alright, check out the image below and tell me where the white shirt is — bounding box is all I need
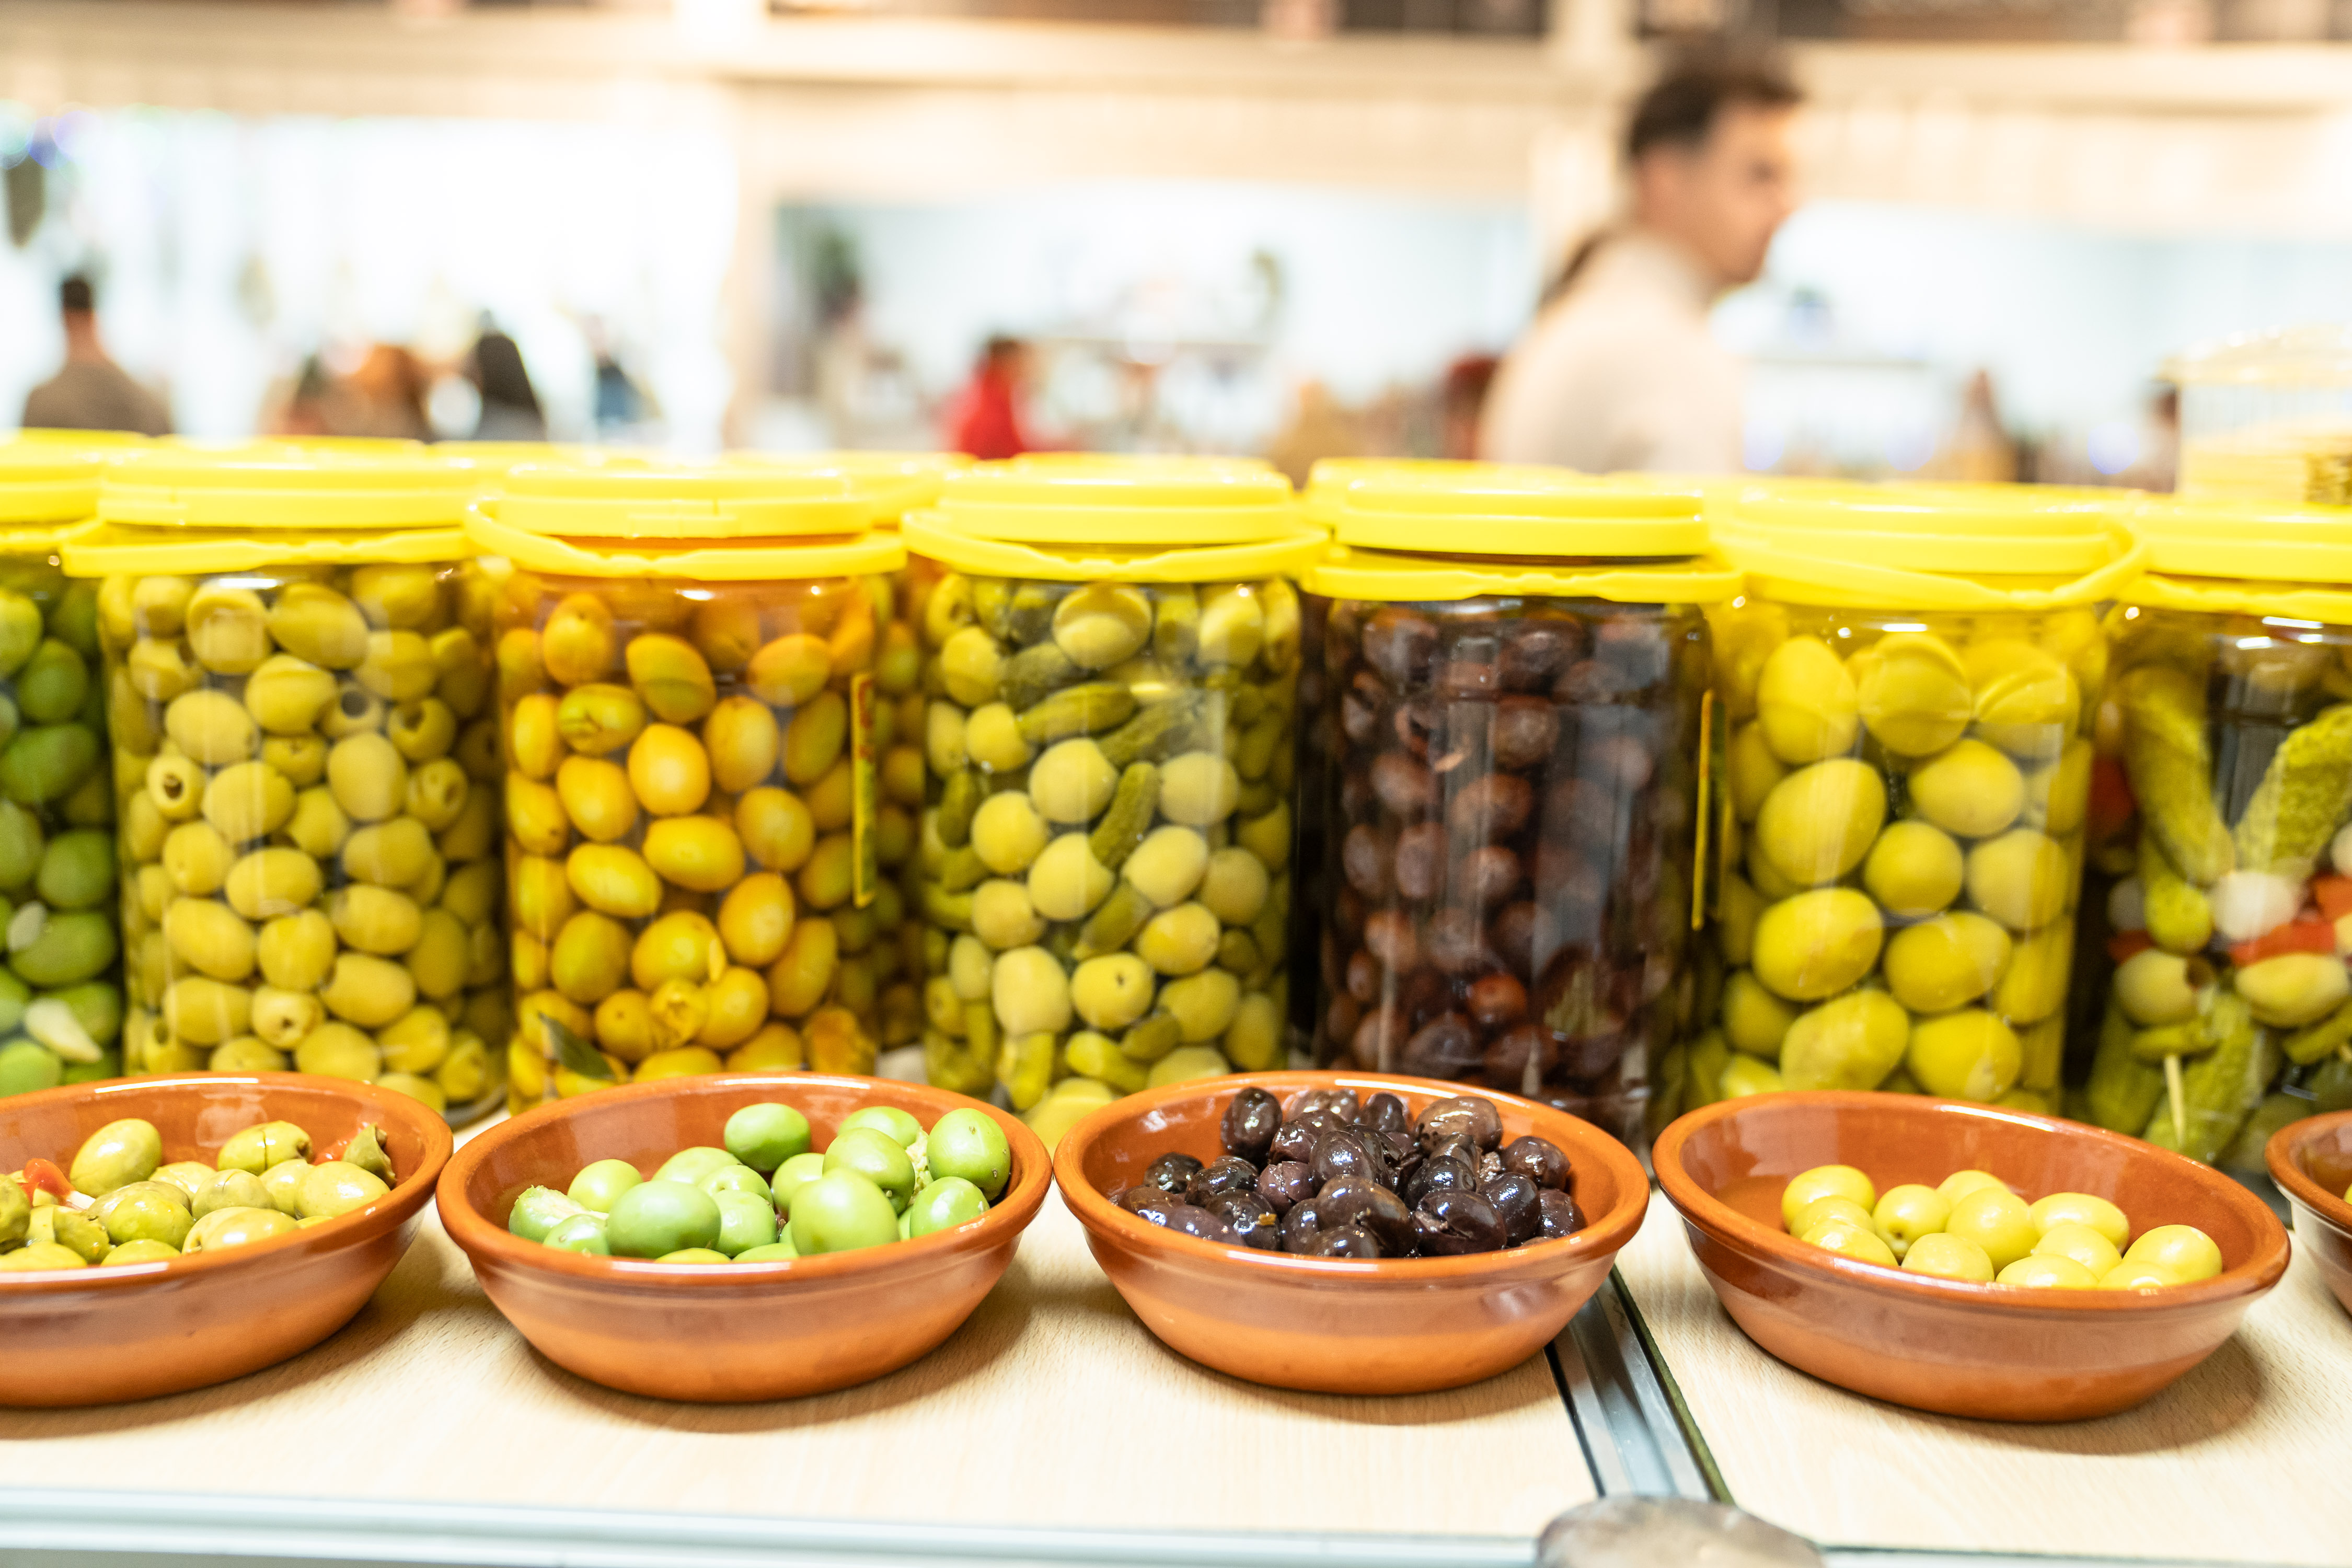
[1479,231,1743,476]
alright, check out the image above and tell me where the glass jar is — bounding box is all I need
[64,444,507,1123]
[0,444,124,1099]
[904,460,1323,1148]
[1702,483,2139,1119]
[471,460,907,1109]
[2171,326,2352,505]
[2074,500,2352,1167]
[1305,468,1734,1150]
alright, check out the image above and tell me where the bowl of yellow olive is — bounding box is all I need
[1654,1091,2288,1421]
[0,1071,450,1406]
[2265,1109,2352,1322]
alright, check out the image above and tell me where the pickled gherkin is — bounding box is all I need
[907,463,1315,1131]
[2078,500,2352,1162]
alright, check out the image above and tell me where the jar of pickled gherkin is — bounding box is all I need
[63,444,506,1122]
[903,462,1323,1145]
[1702,483,2141,1119]
[0,444,126,1099]
[2076,500,2352,1168]
[468,460,909,1109]
[1304,468,1734,1148]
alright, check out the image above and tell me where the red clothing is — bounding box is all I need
[946,368,1028,461]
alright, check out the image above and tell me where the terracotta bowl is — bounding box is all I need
[437,1073,1050,1402]
[1654,1091,2290,1422]
[2265,1110,2352,1322]
[1053,1070,1649,1396]
[0,1071,452,1408]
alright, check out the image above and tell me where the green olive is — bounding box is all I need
[713,1190,779,1256]
[723,1103,812,1171]
[822,1126,917,1212]
[1908,740,2026,838]
[566,1158,644,1214]
[98,1182,192,1248]
[1869,1183,1952,1260]
[1749,889,1883,1001]
[1905,1009,2023,1101]
[1851,631,1971,757]
[906,1176,989,1237]
[1862,820,1964,919]
[925,1108,1012,1200]
[68,1117,162,1196]
[184,1204,302,1254]
[786,1170,900,1254]
[507,1185,586,1242]
[1756,637,1859,764]
[1963,828,2071,933]
[1882,913,2013,1014]
[1719,970,1800,1059]
[217,1120,314,1175]
[295,1160,391,1220]
[1754,759,1886,886]
[836,1105,923,1149]
[191,1168,271,1219]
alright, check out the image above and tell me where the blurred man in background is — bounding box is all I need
[469,321,547,441]
[1481,57,1801,474]
[21,274,171,435]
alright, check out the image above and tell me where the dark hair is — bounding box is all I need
[472,330,540,414]
[1626,54,1802,164]
[981,335,1025,369]
[59,275,94,314]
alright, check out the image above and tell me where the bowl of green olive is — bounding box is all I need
[436,1072,1050,1401]
[0,1070,451,1406]
[1655,1091,2289,1422]
[2265,1109,2352,1322]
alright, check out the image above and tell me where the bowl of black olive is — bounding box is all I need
[1052,1071,1648,1393]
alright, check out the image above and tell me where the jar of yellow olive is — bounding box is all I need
[1695,483,2140,1118]
[903,460,1324,1148]
[64,443,507,1122]
[0,439,135,1100]
[468,460,908,1108]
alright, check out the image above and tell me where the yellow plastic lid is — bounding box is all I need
[63,443,475,577]
[0,442,105,533]
[733,450,961,528]
[1305,544,1740,606]
[1714,480,2145,611]
[1325,465,1707,560]
[904,458,1316,583]
[467,457,905,581]
[1301,457,1489,528]
[2123,496,2352,621]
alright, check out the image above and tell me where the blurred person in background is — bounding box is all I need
[1481,56,1801,474]
[344,344,433,441]
[587,319,648,433]
[21,274,171,436]
[1440,354,1499,460]
[1266,380,1362,487]
[943,336,1032,461]
[470,321,547,441]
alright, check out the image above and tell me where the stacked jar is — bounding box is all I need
[903,461,1323,1147]
[2074,500,2352,1168]
[469,460,907,1108]
[0,442,127,1098]
[65,444,507,1121]
[1699,484,2139,1117]
[1304,468,1732,1148]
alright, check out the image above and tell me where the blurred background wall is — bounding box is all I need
[8,0,2352,479]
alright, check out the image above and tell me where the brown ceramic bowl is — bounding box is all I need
[1655,1091,2290,1422]
[1053,1070,1648,1395]
[0,1071,452,1408]
[437,1073,1050,1402]
[2265,1110,2352,1321]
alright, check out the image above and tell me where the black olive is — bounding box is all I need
[1289,1105,1357,1138]
[1256,1160,1317,1215]
[1415,1094,1504,1152]
[1413,1189,1507,1254]
[1115,1185,1170,1215]
[1404,1155,1480,1209]
[1124,1193,1190,1227]
[1279,1197,1330,1253]
[1501,1135,1571,1191]
[1303,1224,1383,1259]
[1362,1092,1412,1134]
[1269,1122,1318,1165]
[1317,1175,1416,1251]
[1537,1187,1585,1240]
[1203,1188,1280,1249]
[1184,1155,1261,1206]
[1288,1088,1364,1124]
[1309,1127,1388,1188]
[1220,1087,1282,1163]
[1426,1135,1482,1169]
[1167,1204,1246,1245]
[1482,1171,1542,1246]
[1141,1152,1204,1194]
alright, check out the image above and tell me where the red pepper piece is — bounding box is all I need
[2313,875,2352,924]
[2228,918,2338,969]
[2106,930,2154,964]
[20,1157,74,1201]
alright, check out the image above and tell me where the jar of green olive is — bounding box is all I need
[903,459,1324,1147]
[1699,483,2139,1119]
[0,439,135,1099]
[64,442,507,1123]
[468,459,908,1110]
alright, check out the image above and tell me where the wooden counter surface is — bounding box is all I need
[1619,1191,2352,1567]
[4,1192,1596,1544]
